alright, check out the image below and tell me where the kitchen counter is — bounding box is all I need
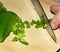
[0,0,60,52]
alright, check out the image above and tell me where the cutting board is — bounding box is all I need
[0,0,60,52]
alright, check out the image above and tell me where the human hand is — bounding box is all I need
[50,5,60,29]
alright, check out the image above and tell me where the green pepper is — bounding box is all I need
[0,11,18,42]
[0,2,7,12]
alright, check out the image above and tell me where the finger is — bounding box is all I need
[50,5,60,14]
[51,11,60,29]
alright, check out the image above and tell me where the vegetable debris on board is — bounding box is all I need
[0,2,47,45]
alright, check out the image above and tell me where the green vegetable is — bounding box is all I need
[30,20,37,26]
[39,14,46,28]
[24,21,31,28]
[0,2,3,10]
[0,11,17,42]
[0,2,7,12]
[0,2,47,45]
[19,38,28,45]
[35,20,42,28]
[11,17,29,45]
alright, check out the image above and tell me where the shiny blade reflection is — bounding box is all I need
[31,0,57,42]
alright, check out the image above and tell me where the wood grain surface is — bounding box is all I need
[0,0,60,52]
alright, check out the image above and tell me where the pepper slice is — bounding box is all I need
[0,11,18,42]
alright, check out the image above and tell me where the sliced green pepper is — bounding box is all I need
[0,2,47,45]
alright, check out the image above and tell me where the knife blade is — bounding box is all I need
[31,0,57,42]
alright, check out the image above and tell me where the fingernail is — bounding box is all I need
[51,21,58,29]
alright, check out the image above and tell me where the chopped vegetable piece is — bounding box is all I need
[12,37,18,42]
[30,20,37,26]
[39,14,47,28]
[19,38,29,45]
[24,21,31,28]
[35,20,43,28]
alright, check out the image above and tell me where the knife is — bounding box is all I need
[31,0,57,42]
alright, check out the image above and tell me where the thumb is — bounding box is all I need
[51,11,60,29]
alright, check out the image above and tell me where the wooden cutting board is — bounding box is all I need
[0,0,60,52]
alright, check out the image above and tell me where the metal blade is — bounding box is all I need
[31,0,57,42]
